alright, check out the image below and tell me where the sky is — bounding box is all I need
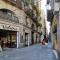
[41,0,50,34]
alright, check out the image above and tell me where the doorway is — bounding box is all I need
[31,31,34,44]
[25,33,28,46]
[0,29,17,49]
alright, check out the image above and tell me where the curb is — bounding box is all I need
[53,50,58,60]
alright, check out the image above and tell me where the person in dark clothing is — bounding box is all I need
[45,38,48,43]
[42,39,45,45]
[42,38,48,45]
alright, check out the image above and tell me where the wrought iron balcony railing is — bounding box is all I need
[3,0,22,9]
[24,6,37,22]
[0,11,19,23]
[8,0,16,3]
[22,0,37,22]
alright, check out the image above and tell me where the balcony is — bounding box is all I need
[3,0,16,4]
[47,10,54,22]
[0,9,19,23]
[3,0,22,9]
[27,10,37,22]
[32,15,37,22]
[24,6,37,21]
[8,0,17,3]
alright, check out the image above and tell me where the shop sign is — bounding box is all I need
[0,24,19,31]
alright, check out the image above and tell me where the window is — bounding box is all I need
[0,9,19,23]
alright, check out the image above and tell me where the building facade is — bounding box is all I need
[47,0,60,53]
[0,0,41,50]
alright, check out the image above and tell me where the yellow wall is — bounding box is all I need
[52,16,58,50]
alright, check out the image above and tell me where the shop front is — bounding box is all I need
[0,30,17,48]
[36,32,40,43]
[0,23,20,49]
[23,27,31,46]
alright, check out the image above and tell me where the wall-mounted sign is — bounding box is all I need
[0,24,19,31]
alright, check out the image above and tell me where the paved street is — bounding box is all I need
[0,43,57,60]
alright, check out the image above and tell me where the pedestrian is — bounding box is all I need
[45,38,48,43]
[44,38,48,48]
[42,39,45,45]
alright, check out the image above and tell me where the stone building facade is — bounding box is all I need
[0,0,41,50]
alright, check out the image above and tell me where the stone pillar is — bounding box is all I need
[17,32,20,48]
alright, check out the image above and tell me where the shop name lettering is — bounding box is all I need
[3,25,17,31]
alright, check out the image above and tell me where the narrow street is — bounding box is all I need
[0,43,57,60]
[0,0,60,60]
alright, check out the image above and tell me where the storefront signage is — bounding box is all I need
[0,24,19,31]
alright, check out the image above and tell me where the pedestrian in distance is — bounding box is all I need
[42,39,45,45]
[42,38,48,48]
[44,38,48,48]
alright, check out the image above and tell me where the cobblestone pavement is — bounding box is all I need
[0,43,57,60]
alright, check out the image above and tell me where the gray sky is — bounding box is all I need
[41,0,50,34]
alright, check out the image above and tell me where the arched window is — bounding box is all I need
[0,8,19,23]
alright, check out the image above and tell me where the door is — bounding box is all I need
[25,33,28,46]
[31,31,34,44]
